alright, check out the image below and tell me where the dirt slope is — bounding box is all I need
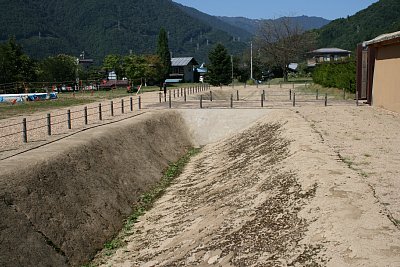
[0,111,192,267]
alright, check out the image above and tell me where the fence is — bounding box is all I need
[1,82,357,153]
[0,84,211,153]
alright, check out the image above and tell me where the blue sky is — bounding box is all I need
[172,0,378,20]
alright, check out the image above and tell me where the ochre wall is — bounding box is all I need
[372,44,400,113]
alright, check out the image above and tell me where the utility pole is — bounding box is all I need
[250,41,254,81]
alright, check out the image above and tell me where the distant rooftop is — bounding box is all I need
[171,57,198,67]
[308,48,351,54]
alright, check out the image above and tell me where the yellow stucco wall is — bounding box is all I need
[372,44,400,113]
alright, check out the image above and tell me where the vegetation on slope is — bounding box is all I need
[317,0,400,51]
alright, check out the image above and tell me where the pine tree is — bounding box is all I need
[157,28,171,81]
[208,43,231,86]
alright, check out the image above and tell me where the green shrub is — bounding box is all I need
[312,60,356,93]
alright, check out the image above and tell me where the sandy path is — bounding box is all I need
[94,107,400,266]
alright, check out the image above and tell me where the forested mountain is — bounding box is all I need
[317,0,400,51]
[219,16,330,35]
[175,3,252,42]
[0,0,246,63]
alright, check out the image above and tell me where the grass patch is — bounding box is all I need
[267,77,313,85]
[295,83,354,100]
[88,147,201,265]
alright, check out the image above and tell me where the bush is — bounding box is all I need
[312,60,356,93]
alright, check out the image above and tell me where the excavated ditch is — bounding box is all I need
[0,109,270,267]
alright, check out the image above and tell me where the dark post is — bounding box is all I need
[263,90,265,101]
[237,90,239,101]
[184,89,187,102]
[164,91,167,102]
[111,101,114,116]
[121,99,124,114]
[67,110,72,129]
[293,93,296,107]
[84,107,88,125]
[316,89,319,100]
[230,94,233,108]
[173,89,176,99]
[200,95,203,109]
[261,93,264,107]
[99,103,102,121]
[22,118,27,143]
[159,92,162,103]
[210,91,213,102]
[169,90,171,108]
[138,96,142,109]
[130,97,133,111]
[325,93,328,106]
[289,89,292,100]
[47,113,51,136]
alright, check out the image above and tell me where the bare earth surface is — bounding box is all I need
[2,86,400,266]
[94,106,400,267]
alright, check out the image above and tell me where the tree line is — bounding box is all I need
[0,29,172,90]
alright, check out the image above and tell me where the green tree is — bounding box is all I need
[38,54,78,82]
[156,28,171,81]
[208,43,232,86]
[124,54,163,85]
[103,54,124,79]
[0,37,36,84]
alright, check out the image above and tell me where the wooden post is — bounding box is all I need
[130,97,133,111]
[263,89,265,101]
[169,90,172,108]
[316,89,319,100]
[159,92,162,103]
[184,89,187,102]
[138,96,142,109]
[293,93,296,107]
[173,89,176,99]
[325,93,328,106]
[230,94,233,108]
[200,95,203,109]
[99,104,102,121]
[121,99,124,114]
[237,90,239,101]
[210,91,213,102]
[47,113,51,136]
[22,118,27,143]
[67,110,72,129]
[261,93,264,107]
[111,101,114,116]
[84,107,88,125]
[289,89,292,100]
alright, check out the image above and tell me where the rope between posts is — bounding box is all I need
[0,131,24,139]
[0,122,21,129]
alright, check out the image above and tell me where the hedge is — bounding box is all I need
[312,60,356,93]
